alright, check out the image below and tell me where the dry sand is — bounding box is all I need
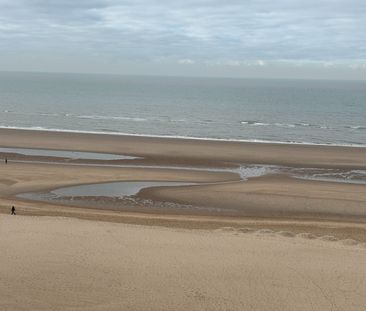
[1,214,365,311]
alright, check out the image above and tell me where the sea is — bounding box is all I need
[0,71,365,146]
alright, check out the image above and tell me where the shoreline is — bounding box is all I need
[1,125,366,148]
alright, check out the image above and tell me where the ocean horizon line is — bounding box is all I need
[2,70,366,83]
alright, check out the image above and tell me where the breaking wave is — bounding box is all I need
[240,120,366,131]
[77,115,148,122]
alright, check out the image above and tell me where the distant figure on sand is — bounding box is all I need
[11,206,16,215]
[5,157,7,164]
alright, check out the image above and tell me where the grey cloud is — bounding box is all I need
[0,0,365,77]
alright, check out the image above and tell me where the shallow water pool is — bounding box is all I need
[0,147,139,160]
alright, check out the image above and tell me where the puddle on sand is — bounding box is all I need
[18,181,197,201]
[0,147,139,160]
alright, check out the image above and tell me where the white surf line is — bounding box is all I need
[2,126,366,147]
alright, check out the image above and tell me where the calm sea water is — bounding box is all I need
[0,71,365,146]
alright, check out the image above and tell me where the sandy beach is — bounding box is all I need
[2,0,366,309]
[0,128,366,310]
[1,215,366,311]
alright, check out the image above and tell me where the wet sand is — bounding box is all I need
[0,129,365,223]
[140,174,366,221]
[1,128,366,168]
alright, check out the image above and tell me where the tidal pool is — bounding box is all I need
[18,181,197,201]
[0,147,139,160]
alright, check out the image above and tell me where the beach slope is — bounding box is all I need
[1,215,365,311]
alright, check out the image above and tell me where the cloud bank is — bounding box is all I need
[0,0,365,78]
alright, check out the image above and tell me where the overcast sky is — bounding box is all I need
[0,0,366,79]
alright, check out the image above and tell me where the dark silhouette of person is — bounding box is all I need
[11,206,16,215]
[5,157,7,164]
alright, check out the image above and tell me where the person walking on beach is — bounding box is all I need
[11,206,16,215]
[5,157,7,164]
